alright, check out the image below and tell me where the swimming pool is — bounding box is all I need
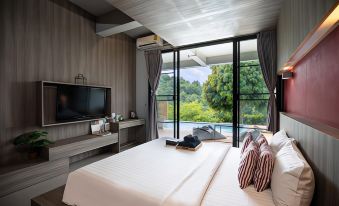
[159,121,247,133]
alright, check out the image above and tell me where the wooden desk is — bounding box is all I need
[110,119,146,152]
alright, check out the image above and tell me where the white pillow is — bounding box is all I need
[270,129,292,154]
[271,141,315,206]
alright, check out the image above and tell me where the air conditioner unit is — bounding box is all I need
[136,35,163,50]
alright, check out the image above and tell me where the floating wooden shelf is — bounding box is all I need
[43,133,118,161]
[111,119,146,130]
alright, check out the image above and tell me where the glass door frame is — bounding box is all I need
[156,50,179,139]
[161,34,260,145]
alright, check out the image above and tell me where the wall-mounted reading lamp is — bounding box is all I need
[282,71,293,79]
[281,66,293,79]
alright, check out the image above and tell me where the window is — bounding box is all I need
[155,36,272,146]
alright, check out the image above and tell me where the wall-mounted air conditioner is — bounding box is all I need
[136,35,163,50]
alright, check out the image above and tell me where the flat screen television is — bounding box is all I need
[56,84,107,122]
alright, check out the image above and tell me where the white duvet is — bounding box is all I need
[63,138,231,206]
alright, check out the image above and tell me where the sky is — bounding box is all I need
[180,66,212,84]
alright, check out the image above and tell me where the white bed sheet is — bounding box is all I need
[63,138,230,206]
[202,147,275,206]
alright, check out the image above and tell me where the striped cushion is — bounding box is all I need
[238,141,259,189]
[241,133,253,154]
[256,134,268,148]
[254,144,274,192]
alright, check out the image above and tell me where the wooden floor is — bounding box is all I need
[31,186,66,206]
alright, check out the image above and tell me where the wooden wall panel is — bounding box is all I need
[280,113,339,205]
[0,0,136,165]
[277,0,337,70]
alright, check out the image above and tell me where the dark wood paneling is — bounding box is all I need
[0,0,136,165]
[280,112,339,206]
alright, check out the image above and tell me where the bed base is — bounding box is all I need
[31,186,66,206]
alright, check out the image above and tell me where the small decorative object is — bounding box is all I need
[91,119,111,136]
[130,111,137,119]
[13,131,53,159]
[74,73,87,85]
[115,114,122,122]
[111,113,116,122]
[118,115,124,121]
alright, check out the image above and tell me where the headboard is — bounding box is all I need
[280,112,339,206]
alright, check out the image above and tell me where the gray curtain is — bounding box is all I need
[257,30,278,133]
[144,49,163,141]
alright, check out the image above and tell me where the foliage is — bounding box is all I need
[157,74,174,95]
[202,64,233,112]
[179,101,220,122]
[13,131,53,149]
[157,60,269,125]
[180,79,202,102]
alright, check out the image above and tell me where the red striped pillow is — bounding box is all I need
[256,134,268,148]
[241,133,253,154]
[238,141,259,189]
[253,144,274,192]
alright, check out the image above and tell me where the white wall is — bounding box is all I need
[135,50,149,139]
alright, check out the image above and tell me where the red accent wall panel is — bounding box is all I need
[284,26,339,129]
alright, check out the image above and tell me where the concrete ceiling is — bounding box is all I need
[69,0,152,38]
[108,0,284,46]
[69,0,114,16]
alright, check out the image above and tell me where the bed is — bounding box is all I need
[62,138,275,206]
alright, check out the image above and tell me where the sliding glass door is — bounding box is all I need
[235,38,270,147]
[156,36,271,146]
[177,43,234,142]
[157,51,178,138]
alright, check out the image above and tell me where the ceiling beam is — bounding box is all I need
[187,50,207,66]
[96,21,142,37]
[95,9,143,37]
[162,51,258,70]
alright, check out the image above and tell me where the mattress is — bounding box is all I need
[63,139,275,206]
[63,138,231,206]
[202,147,275,206]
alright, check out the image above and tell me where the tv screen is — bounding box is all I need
[56,85,107,121]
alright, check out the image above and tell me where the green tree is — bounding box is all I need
[157,60,269,125]
[157,74,174,95]
[202,60,268,124]
[202,64,233,112]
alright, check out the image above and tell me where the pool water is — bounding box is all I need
[159,121,247,134]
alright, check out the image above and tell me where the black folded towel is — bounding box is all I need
[178,135,201,148]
